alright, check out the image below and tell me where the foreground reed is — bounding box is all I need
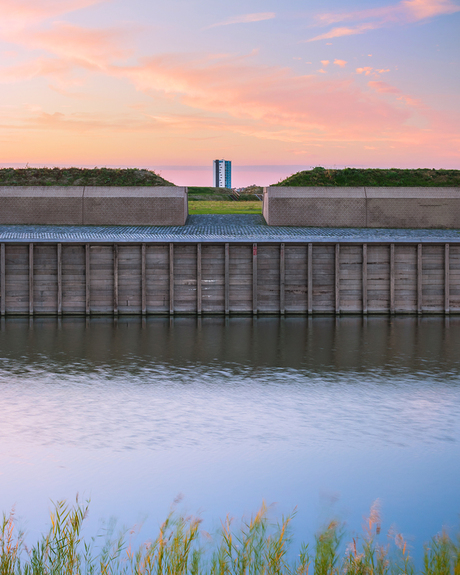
[0,499,459,575]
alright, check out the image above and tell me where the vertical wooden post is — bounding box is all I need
[280,243,285,315]
[113,244,119,315]
[85,244,90,316]
[252,243,257,315]
[141,243,146,315]
[29,243,34,316]
[307,243,313,314]
[1,244,5,316]
[169,243,174,315]
[197,243,202,315]
[57,243,62,315]
[417,243,423,314]
[335,243,340,315]
[445,243,450,315]
[224,243,229,315]
[390,244,395,314]
[362,243,368,314]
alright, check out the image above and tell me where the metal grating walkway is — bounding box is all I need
[1,215,460,243]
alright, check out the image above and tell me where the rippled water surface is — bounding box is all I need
[0,316,459,554]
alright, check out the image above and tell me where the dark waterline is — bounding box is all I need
[0,316,459,561]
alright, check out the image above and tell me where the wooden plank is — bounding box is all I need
[280,243,285,314]
[202,244,224,313]
[225,243,229,314]
[445,243,450,314]
[146,245,169,313]
[57,243,62,315]
[417,243,422,314]
[113,244,119,314]
[29,243,33,315]
[285,246,307,313]
[1,244,5,316]
[197,243,202,314]
[169,243,174,315]
[390,244,395,314]
[367,245,390,312]
[308,243,313,314]
[85,244,90,315]
[335,243,340,314]
[141,243,146,315]
[174,244,197,313]
[362,244,368,314]
[253,243,257,314]
[339,245,362,312]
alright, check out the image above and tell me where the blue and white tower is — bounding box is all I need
[213,159,232,188]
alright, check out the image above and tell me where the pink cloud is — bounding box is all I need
[0,22,136,88]
[356,67,374,76]
[321,60,330,66]
[356,67,391,78]
[204,12,275,29]
[308,0,460,41]
[334,59,347,67]
[402,0,460,20]
[26,22,133,64]
[111,53,415,142]
[368,81,402,94]
[0,0,108,30]
[306,23,377,42]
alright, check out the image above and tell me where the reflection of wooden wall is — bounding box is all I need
[1,242,460,315]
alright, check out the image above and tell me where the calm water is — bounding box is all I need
[0,316,459,557]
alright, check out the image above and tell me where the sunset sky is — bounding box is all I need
[1,0,459,186]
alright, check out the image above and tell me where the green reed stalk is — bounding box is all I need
[0,498,459,575]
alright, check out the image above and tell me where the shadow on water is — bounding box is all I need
[1,315,460,379]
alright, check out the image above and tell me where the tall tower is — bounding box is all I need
[213,159,232,188]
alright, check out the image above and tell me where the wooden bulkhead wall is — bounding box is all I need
[1,242,459,315]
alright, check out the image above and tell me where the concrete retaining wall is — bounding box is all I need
[263,187,460,228]
[0,186,188,226]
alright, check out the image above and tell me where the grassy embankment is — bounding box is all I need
[275,167,460,187]
[1,499,459,575]
[0,167,174,187]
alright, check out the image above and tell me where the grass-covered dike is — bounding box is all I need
[276,168,460,187]
[0,168,174,187]
[1,499,459,575]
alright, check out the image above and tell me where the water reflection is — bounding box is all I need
[1,315,459,376]
[0,316,459,555]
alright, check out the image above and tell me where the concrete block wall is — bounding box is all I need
[0,186,188,226]
[263,187,460,228]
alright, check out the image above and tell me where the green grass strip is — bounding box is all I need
[188,201,262,214]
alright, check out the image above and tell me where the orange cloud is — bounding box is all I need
[334,59,347,67]
[321,60,330,66]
